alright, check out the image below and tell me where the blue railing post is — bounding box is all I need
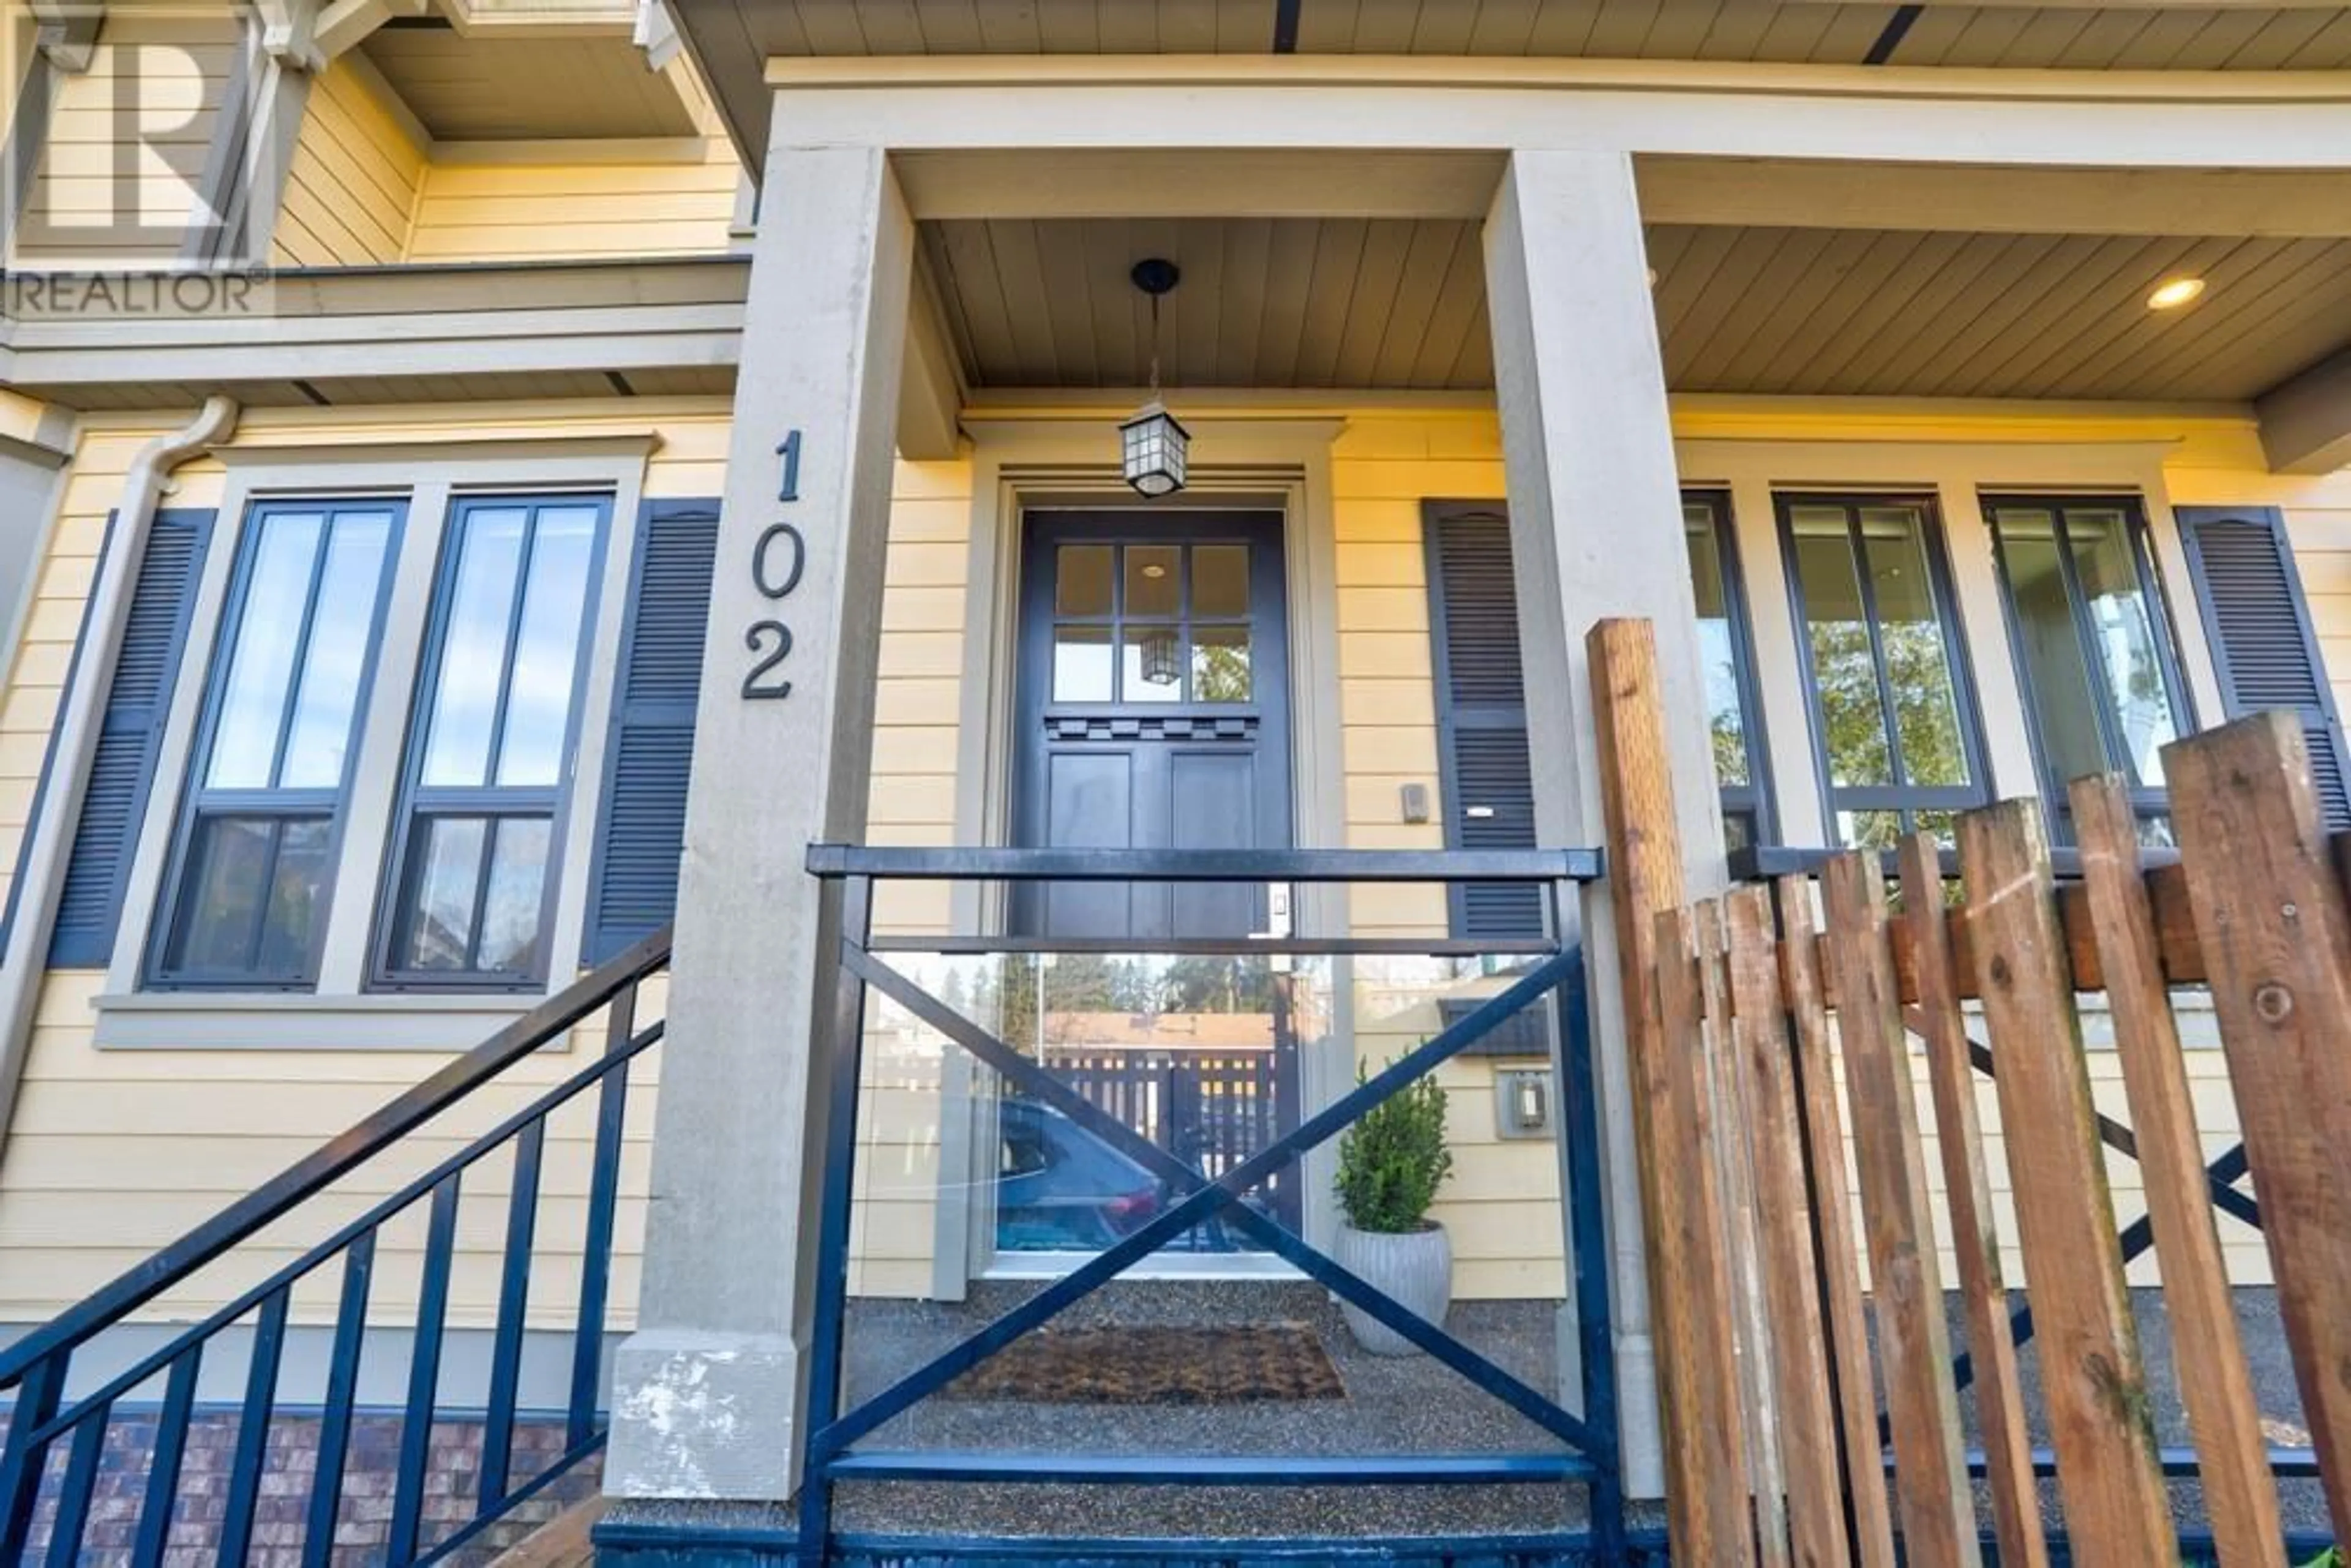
[0,1348,66,1562]
[1554,877,1624,1561]
[800,872,876,1566]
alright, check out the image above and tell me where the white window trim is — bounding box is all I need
[1674,437,2224,853]
[92,440,653,1050]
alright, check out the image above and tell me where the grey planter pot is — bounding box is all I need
[1332,1220,1453,1356]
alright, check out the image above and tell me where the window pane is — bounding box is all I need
[166,816,276,971]
[1685,509,1750,789]
[207,512,324,789]
[495,506,598,787]
[476,817,552,973]
[1999,511,2110,789]
[1836,809,1903,854]
[252,817,334,976]
[2068,511,2180,787]
[421,508,527,788]
[1056,545,1112,617]
[278,511,392,789]
[1124,545,1180,619]
[398,816,488,972]
[1052,625,1112,701]
[1192,625,1252,702]
[1790,509,1893,789]
[1859,508,1970,789]
[1122,626,1184,702]
[1193,545,1249,618]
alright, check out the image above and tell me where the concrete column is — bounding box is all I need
[1482,148,1728,1500]
[605,141,912,1504]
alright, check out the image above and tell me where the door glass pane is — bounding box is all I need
[167,815,276,970]
[420,508,528,788]
[1124,545,1180,619]
[1052,625,1112,701]
[1859,506,1970,788]
[476,817,552,973]
[1685,508,1750,788]
[1789,508,1892,788]
[495,505,598,787]
[2068,509,2179,787]
[208,511,324,789]
[253,817,334,976]
[1122,626,1185,702]
[1192,625,1252,702]
[1997,509,2109,788]
[1193,545,1250,618]
[279,511,392,789]
[399,815,488,971]
[1056,545,1112,617]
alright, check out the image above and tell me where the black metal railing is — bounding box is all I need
[798,844,1627,1565]
[0,928,670,1566]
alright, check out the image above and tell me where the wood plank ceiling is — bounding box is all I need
[921,217,2351,400]
[362,23,700,139]
[739,1,2351,69]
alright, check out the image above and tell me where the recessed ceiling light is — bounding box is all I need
[2147,276,2206,310]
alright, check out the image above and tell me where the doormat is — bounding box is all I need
[946,1324,1344,1405]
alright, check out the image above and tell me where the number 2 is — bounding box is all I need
[741,620,793,699]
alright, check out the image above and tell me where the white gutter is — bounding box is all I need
[0,396,240,1162]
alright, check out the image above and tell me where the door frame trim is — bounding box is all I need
[931,416,1349,1295]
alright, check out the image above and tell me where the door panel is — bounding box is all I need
[1002,511,1299,1256]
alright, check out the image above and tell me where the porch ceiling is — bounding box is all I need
[920,216,2351,402]
[361,21,700,139]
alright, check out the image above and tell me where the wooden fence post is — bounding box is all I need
[1654,904,1757,1565]
[2071,774,2285,1568]
[1897,835,2048,1568]
[2164,713,2351,1546]
[1776,877,1899,1568]
[1820,850,1979,1568]
[1701,901,1789,1568]
[1725,885,1846,1568]
[1957,801,2172,1566]
[1589,618,1742,1560]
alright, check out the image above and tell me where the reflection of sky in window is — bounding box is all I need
[422,509,527,788]
[419,505,596,789]
[279,512,391,789]
[208,512,323,789]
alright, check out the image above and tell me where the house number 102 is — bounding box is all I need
[741,430,806,700]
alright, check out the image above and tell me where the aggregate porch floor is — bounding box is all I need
[605,1281,2322,1547]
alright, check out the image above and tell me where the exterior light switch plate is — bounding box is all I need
[1400,782,1430,823]
[1494,1068,1553,1139]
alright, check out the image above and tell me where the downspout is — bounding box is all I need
[0,396,240,1164]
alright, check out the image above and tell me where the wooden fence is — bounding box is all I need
[1587,617,2351,1568]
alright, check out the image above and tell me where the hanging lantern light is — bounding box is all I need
[1137,625,1183,686]
[1122,258,1189,498]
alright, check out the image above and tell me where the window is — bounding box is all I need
[1683,492,1772,850]
[151,500,402,987]
[377,495,609,987]
[1987,496,2192,844]
[1780,494,1986,850]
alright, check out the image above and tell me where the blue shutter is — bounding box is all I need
[1423,502,1542,942]
[582,498,718,963]
[2177,506,2351,829]
[50,508,214,967]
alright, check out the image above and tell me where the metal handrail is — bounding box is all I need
[0,925,673,1566]
[796,846,1626,1563]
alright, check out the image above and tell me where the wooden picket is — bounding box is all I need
[1580,627,2351,1567]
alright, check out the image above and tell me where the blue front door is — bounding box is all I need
[1003,509,1299,1253]
[1014,510,1294,939]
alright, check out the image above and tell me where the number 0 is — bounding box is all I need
[753,523,805,600]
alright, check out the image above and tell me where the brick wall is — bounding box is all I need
[2,1407,601,1566]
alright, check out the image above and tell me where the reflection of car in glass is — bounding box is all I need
[996,1100,1162,1251]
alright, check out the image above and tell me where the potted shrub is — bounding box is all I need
[1330,1060,1455,1356]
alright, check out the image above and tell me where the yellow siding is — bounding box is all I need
[404,148,738,263]
[271,59,426,267]
[15,10,240,267]
[1,395,2334,1329]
